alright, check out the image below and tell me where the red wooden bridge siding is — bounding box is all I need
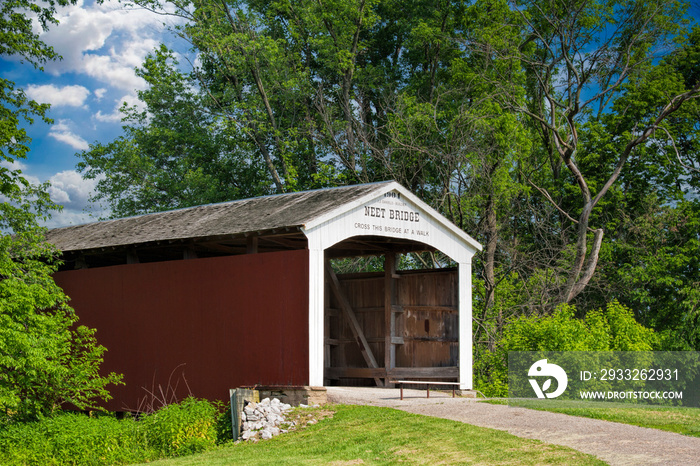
[54,249,309,411]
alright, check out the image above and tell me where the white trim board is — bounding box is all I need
[303,183,480,389]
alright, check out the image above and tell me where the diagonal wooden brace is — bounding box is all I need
[325,261,384,387]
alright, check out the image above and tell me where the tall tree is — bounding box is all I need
[84,0,486,204]
[473,0,700,305]
[1,0,121,422]
[78,45,270,217]
[586,27,700,348]
[79,0,700,353]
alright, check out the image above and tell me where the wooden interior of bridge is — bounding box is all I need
[324,252,459,387]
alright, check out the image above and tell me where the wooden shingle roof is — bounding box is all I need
[46,181,394,253]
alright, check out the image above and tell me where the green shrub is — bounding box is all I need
[0,412,153,465]
[141,397,218,456]
[475,301,659,396]
[0,398,221,464]
[501,301,658,352]
[214,403,234,443]
[0,228,123,424]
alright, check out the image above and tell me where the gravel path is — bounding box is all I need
[326,386,700,465]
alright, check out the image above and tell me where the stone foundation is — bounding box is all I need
[230,386,327,440]
[252,385,327,406]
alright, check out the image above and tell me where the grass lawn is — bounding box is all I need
[485,398,700,437]
[141,404,604,465]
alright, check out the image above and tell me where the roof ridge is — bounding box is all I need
[49,180,395,232]
[44,181,399,252]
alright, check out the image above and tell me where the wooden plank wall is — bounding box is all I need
[324,268,458,386]
[397,270,459,369]
[54,250,310,411]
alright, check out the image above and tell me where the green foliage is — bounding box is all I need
[0,195,123,422]
[140,397,218,456]
[76,0,700,388]
[77,45,271,217]
[214,403,234,444]
[604,199,700,349]
[475,301,658,396]
[88,0,533,210]
[502,301,658,352]
[330,255,384,274]
[1,0,120,424]
[0,397,222,465]
[0,412,151,465]
[0,1,78,65]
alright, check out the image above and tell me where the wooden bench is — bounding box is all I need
[391,380,461,400]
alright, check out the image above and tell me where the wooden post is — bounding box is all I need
[384,252,397,387]
[75,254,88,269]
[126,250,139,264]
[246,236,258,254]
[308,246,325,387]
[325,261,383,387]
[459,261,473,390]
[323,280,331,386]
[183,246,198,260]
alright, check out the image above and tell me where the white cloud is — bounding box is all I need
[48,120,90,150]
[38,1,181,92]
[94,109,122,123]
[49,132,90,151]
[81,51,150,91]
[48,170,95,208]
[94,93,143,123]
[26,84,90,107]
[94,88,108,100]
[45,170,110,227]
[0,162,109,228]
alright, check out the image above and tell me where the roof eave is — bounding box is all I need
[301,181,482,253]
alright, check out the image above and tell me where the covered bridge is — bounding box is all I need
[48,181,481,410]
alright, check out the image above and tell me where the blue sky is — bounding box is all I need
[2,0,187,228]
[3,0,700,229]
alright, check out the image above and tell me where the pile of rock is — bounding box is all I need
[240,397,293,441]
